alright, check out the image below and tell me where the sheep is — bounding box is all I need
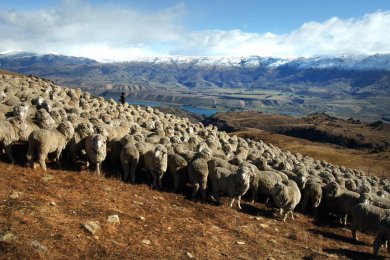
[373,217,390,256]
[350,193,390,241]
[271,180,301,222]
[362,192,390,209]
[301,178,323,217]
[27,121,75,171]
[84,134,107,176]
[167,153,188,191]
[208,164,253,210]
[188,147,213,200]
[67,122,94,163]
[0,119,20,163]
[144,144,168,189]
[120,135,140,183]
[251,170,287,204]
[323,181,360,225]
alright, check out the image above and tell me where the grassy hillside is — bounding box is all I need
[0,162,384,259]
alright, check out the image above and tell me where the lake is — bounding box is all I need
[126,99,219,117]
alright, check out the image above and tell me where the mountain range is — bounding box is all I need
[0,51,389,122]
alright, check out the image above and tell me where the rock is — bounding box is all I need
[31,240,47,252]
[107,215,120,224]
[133,200,144,205]
[274,228,279,232]
[267,257,276,260]
[41,174,54,182]
[9,191,22,199]
[83,221,100,235]
[142,239,151,245]
[269,239,277,244]
[260,223,269,229]
[252,217,263,221]
[0,232,17,242]
[139,216,145,221]
[236,241,246,245]
[186,252,194,258]
[49,201,56,206]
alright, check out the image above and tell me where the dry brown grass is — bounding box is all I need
[0,162,388,259]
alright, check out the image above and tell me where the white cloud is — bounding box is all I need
[0,2,389,61]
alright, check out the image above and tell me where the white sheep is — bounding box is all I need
[351,193,390,241]
[373,217,390,256]
[188,148,213,200]
[271,180,301,222]
[208,164,253,210]
[85,134,107,176]
[144,144,168,189]
[120,135,140,183]
[27,121,74,170]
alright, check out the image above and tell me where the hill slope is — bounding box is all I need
[0,162,381,259]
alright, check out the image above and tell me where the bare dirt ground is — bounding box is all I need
[0,162,388,259]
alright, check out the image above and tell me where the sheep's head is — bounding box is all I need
[359,193,372,204]
[271,182,288,199]
[92,134,107,152]
[324,181,341,200]
[154,145,168,172]
[76,122,95,139]
[94,125,109,139]
[121,134,135,145]
[57,121,75,141]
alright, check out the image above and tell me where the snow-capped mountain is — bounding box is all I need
[1,50,389,70]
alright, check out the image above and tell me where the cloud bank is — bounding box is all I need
[0,1,389,61]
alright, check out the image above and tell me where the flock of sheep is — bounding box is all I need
[0,73,389,256]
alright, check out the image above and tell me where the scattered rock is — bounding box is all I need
[260,223,269,229]
[0,232,17,242]
[139,216,145,221]
[9,191,22,199]
[186,252,194,258]
[83,221,100,235]
[133,200,144,205]
[41,175,54,182]
[267,257,276,260]
[141,239,151,245]
[49,201,56,206]
[107,215,120,224]
[236,241,245,245]
[31,240,47,252]
[252,217,263,221]
[269,239,277,244]
[274,228,279,232]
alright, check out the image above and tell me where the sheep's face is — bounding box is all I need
[271,182,286,197]
[58,121,75,140]
[359,193,372,204]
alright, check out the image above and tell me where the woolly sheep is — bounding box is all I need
[351,194,390,241]
[167,153,188,191]
[120,135,140,183]
[144,144,168,189]
[85,134,107,176]
[323,181,360,225]
[373,217,390,256]
[209,164,253,210]
[188,147,213,200]
[27,121,74,170]
[271,180,301,222]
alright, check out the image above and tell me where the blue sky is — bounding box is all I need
[0,0,389,60]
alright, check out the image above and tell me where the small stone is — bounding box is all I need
[49,201,56,206]
[41,174,54,182]
[107,215,120,224]
[186,252,194,258]
[83,221,100,235]
[236,241,245,245]
[76,234,81,238]
[274,228,279,232]
[142,239,151,245]
[253,217,263,221]
[94,235,99,240]
[9,191,22,199]
[31,240,47,252]
[260,223,269,229]
[139,216,145,221]
[0,232,17,242]
[269,239,277,244]
[267,257,276,260]
[133,200,144,205]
